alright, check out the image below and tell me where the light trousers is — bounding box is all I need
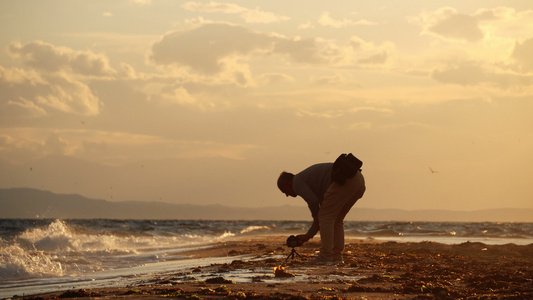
[318,171,366,259]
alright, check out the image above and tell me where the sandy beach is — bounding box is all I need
[9,236,533,299]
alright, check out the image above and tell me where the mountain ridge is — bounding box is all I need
[1,188,531,222]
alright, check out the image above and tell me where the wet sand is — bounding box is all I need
[12,236,533,299]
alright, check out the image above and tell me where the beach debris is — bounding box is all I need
[153,287,184,296]
[230,259,247,267]
[198,287,216,295]
[264,257,278,264]
[205,276,234,284]
[194,285,232,297]
[252,275,267,282]
[234,291,247,298]
[274,265,296,277]
[59,289,101,298]
[155,278,174,285]
[327,270,350,276]
[214,285,231,294]
[345,283,391,293]
[22,237,533,300]
[217,266,230,272]
[123,289,144,295]
[192,267,202,273]
[357,274,392,283]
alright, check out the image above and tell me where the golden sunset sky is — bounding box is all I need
[1,0,532,214]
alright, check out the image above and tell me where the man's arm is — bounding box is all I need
[293,180,320,240]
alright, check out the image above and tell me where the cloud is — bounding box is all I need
[0,127,258,165]
[117,63,138,79]
[348,106,394,114]
[431,61,533,88]
[240,8,290,24]
[432,62,486,85]
[407,7,533,87]
[158,86,197,106]
[296,109,343,119]
[474,6,515,21]
[512,37,533,72]
[472,7,533,42]
[0,129,89,163]
[258,73,294,85]
[429,13,483,41]
[295,104,391,120]
[309,74,346,86]
[272,37,324,64]
[44,134,70,156]
[130,0,151,5]
[0,66,101,116]
[183,1,289,23]
[7,41,116,77]
[298,22,314,30]
[473,6,533,24]
[358,52,388,64]
[151,23,325,74]
[318,12,377,28]
[411,7,484,42]
[3,97,47,117]
[151,23,274,74]
[348,122,372,130]
[322,36,393,67]
[183,1,245,13]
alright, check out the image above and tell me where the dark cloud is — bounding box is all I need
[151,23,274,74]
[150,23,324,74]
[272,38,324,64]
[512,37,533,72]
[432,62,487,85]
[358,52,387,64]
[431,62,532,88]
[258,73,294,85]
[428,13,483,41]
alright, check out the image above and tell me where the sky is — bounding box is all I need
[1,0,532,215]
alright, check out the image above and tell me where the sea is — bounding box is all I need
[1,219,532,298]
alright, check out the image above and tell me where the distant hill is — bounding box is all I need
[1,188,532,222]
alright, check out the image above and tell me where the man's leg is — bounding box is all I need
[332,199,356,259]
[319,174,363,259]
[331,172,366,259]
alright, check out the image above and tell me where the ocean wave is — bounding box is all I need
[240,225,272,234]
[0,219,230,280]
[0,219,532,281]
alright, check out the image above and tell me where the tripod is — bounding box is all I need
[286,247,303,261]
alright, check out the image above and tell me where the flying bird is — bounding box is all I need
[429,167,439,174]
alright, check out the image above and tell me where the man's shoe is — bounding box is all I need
[307,255,333,265]
[332,255,344,264]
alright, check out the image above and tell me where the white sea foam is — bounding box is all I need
[0,241,64,279]
[240,225,271,234]
[0,220,231,282]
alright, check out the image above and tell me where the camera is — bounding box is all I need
[286,235,302,248]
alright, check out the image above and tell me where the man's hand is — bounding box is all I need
[296,234,311,244]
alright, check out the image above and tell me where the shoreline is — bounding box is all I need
[5,236,533,299]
